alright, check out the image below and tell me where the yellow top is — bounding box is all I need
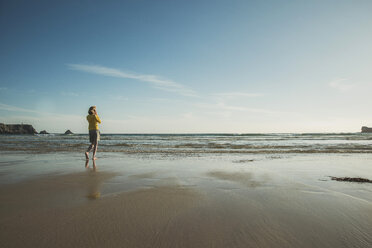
[87,114,101,130]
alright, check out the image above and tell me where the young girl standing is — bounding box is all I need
[85,106,101,160]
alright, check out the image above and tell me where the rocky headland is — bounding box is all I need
[361,126,372,133]
[0,123,38,134]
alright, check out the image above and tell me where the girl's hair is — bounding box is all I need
[88,106,96,115]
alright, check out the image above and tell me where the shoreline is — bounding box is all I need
[1,132,372,155]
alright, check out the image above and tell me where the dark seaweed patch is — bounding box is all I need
[330,176,372,183]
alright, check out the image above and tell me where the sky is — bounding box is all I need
[1,0,372,133]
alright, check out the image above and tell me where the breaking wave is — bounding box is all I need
[1,133,372,154]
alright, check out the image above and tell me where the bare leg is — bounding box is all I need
[92,141,98,160]
[86,143,94,159]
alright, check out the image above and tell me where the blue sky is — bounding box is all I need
[1,0,371,133]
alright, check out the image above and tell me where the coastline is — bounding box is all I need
[1,152,372,247]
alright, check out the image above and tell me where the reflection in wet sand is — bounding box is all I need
[207,170,264,188]
[85,159,97,171]
[129,172,157,179]
[84,160,101,199]
[0,167,118,215]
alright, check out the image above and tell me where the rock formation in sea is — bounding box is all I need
[0,123,38,134]
[361,126,372,133]
[64,130,74,135]
[39,130,49,134]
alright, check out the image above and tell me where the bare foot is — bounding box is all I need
[93,156,97,160]
[85,152,89,160]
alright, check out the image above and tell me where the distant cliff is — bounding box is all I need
[361,126,372,133]
[0,123,38,134]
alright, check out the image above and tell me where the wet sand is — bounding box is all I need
[1,154,372,247]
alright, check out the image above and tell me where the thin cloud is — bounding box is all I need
[68,64,198,97]
[0,103,38,114]
[329,78,355,92]
[0,102,81,120]
[194,102,287,115]
[212,92,264,98]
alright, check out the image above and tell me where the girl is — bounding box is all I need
[85,106,101,160]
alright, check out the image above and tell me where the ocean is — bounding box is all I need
[1,133,372,155]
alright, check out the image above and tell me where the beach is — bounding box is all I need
[3,0,372,246]
[1,150,372,248]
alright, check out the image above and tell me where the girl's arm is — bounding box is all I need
[95,115,101,123]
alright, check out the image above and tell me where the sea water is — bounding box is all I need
[0,133,372,155]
